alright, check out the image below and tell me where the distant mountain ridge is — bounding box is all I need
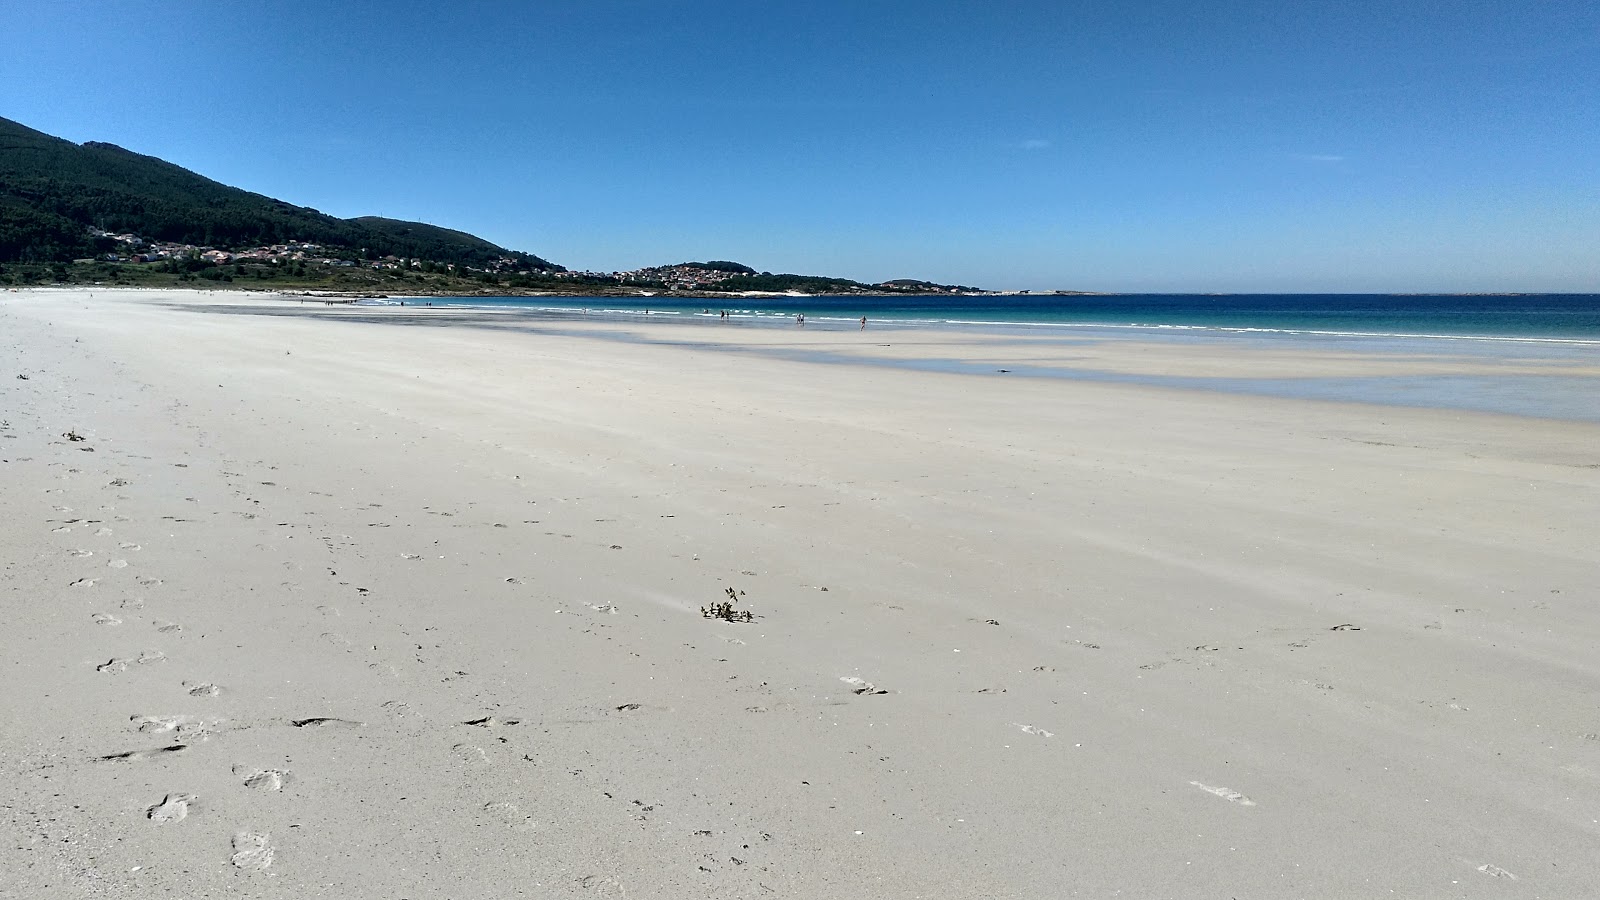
[0,116,558,268]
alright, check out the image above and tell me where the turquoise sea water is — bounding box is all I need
[386,293,1600,341]
[348,293,1600,421]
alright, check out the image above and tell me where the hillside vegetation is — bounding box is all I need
[0,117,555,269]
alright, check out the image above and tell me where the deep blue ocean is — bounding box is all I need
[388,293,1600,341]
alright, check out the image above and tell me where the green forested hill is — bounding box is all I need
[345,216,506,260]
[0,117,558,268]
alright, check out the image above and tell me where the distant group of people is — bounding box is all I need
[709,309,866,329]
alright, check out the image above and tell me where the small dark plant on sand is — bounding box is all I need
[703,587,755,623]
[63,429,86,442]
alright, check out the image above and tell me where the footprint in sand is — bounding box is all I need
[1190,781,1256,806]
[119,542,141,551]
[97,745,188,763]
[380,700,412,718]
[230,831,274,871]
[153,621,182,634]
[92,613,122,626]
[463,715,522,727]
[289,717,362,729]
[132,714,220,739]
[1012,723,1054,738]
[234,765,292,791]
[131,714,194,734]
[147,793,196,824]
[840,676,889,696]
[136,577,162,587]
[67,549,93,558]
[185,682,222,697]
[576,874,627,896]
[95,527,113,536]
[96,651,163,673]
[69,578,98,588]
[452,743,490,766]
[484,801,537,831]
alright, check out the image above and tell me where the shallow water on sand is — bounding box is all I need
[216,298,1600,422]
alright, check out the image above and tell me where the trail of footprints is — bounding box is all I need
[46,411,1233,879]
[72,498,394,876]
[57,451,298,874]
[63,452,440,876]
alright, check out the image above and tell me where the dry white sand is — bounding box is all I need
[3,288,1598,898]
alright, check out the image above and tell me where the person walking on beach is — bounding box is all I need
[860,316,867,330]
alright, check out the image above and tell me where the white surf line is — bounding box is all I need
[1190,781,1256,806]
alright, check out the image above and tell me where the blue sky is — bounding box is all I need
[3,0,1597,291]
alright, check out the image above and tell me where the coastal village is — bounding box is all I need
[89,229,536,275]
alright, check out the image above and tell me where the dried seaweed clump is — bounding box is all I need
[702,587,755,623]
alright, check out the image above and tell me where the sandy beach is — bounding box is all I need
[3,288,1598,899]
